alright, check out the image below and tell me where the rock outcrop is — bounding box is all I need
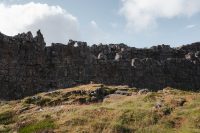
[0,31,200,99]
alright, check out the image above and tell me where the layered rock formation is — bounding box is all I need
[0,31,200,99]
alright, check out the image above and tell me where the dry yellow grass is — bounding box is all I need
[0,85,200,133]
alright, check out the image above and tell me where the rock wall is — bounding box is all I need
[0,31,200,99]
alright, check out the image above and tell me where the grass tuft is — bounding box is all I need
[0,111,14,125]
[18,119,55,133]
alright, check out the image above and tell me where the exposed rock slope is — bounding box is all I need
[0,31,200,99]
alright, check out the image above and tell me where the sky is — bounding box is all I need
[0,0,200,48]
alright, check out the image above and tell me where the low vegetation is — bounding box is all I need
[0,111,14,125]
[18,118,55,133]
[0,84,200,133]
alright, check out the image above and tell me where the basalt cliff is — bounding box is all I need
[0,30,200,100]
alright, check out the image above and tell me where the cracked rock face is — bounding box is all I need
[0,31,200,100]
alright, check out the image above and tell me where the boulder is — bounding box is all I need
[138,89,149,95]
[185,52,195,60]
[115,53,122,61]
[115,90,132,96]
[97,52,107,60]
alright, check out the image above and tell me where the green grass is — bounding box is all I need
[18,119,55,133]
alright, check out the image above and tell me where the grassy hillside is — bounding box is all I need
[0,84,200,133]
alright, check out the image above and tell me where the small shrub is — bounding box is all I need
[86,97,92,103]
[36,98,51,106]
[161,106,173,116]
[0,111,14,125]
[24,96,42,104]
[111,123,132,133]
[24,96,51,106]
[71,96,91,104]
[65,117,88,126]
[171,98,186,107]
[48,98,63,106]
[78,97,87,104]
[143,93,157,102]
[118,111,134,125]
[43,114,52,119]
[0,127,11,132]
[150,113,160,125]
[164,120,176,128]
[91,121,108,132]
[18,119,55,133]
[193,116,200,129]
[105,88,118,95]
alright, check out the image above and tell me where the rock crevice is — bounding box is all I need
[0,31,200,99]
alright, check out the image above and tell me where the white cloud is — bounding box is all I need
[110,22,118,28]
[86,20,110,44]
[0,2,80,45]
[120,0,200,31]
[186,24,196,29]
[90,20,98,28]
